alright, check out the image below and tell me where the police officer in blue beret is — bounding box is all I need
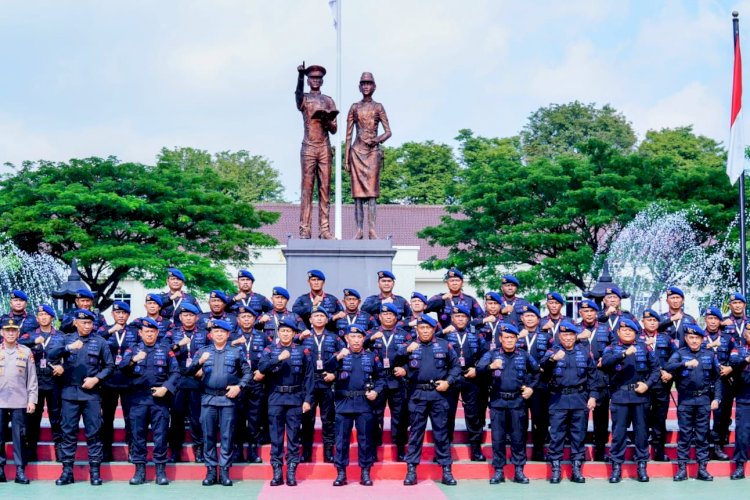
[640,307,676,462]
[402,292,444,338]
[50,309,115,485]
[255,287,308,342]
[477,322,540,484]
[399,314,462,486]
[300,307,344,463]
[258,318,315,487]
[657,287,697,349]
[705,306,735,460]
[159,268,202,327]
[361,270,412,321]
[186,319,252,486]
[601,318,659,482]
[666,324,722,481]
[444,304,487,462]
[229,305,271,463]
[227,270,273,315]
[120,317,180,485]
[101,300,139,462]
[476,292,505,347]
[541,292,572,338]
[543,321,598,484]
[142,293,173,340]
[1,290,39,335]
[497,275,531,327]
[20,304,65,462]
[426,268,484,329]
[334,289,378,338]
[292,270,343,329]
[166,303,209,463]
[729,323,750,479]
[724,292,748,340]
[367,302,413,459]
[59,289,106,334]
[326,325,385,486]
[199,291,237,332]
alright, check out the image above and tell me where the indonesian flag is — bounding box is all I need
[728,17,746,184]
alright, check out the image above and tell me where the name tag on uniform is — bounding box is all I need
[186,356,193,367]
[39,358,47,369]
[458,356,466,367]
[316,359,324,370]
[383,358,391,369]
[115,355,123,365]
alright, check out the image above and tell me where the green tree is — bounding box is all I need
[0,156,279,310]
[158,147,285,203]
[520,101,637,162]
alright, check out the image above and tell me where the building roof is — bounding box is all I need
[254,203,451,260]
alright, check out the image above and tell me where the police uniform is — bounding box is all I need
[402,292,444,338]
[665,324,722,481]
[400,314,461,486]
[0,318,38,484]
[120,318,180,485]
[166,303,209,462]
[324,325,385,485]
[426,269,484,329]
[258,318,315,486]
[186,320,252,486]
[657,291,697,349]
[476,322,540,484]
[496,275,531,327]
[361,271,412,320]
[542,321,598,484]
[600,318,659,482]
[198,290,238,332]
[334,289,378,338]
[0,291,39,336]
[19,305,64,463]
[704,308,736,460]
[158,268,202,327]
[59,289,107,334]
[50,309,114,485]
[227,270,273,314]
[729,327,750,478]
[291,270,344,328]
[444,304,487,461]
[366,303,414,459]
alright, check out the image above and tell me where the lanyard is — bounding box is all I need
[115,329,126,353]
[550,318,561,338]
[673,316,682,333]
[527,331,538,352]
[313,333,325,360]
[382,331,395,356]
[172,295,183,314]
[346,313,357,325]
[456,332,467,356]
[735,318,746,334]
[608,315,620,332]
[489,321,500,346]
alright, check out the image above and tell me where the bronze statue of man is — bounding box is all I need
[296,62,338,239]
[344,72,392,239]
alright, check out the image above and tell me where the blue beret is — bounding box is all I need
[112,301,131,314]
[377,270,396,280]
[666,286,684,298]
[411,292,428,303]
[237,269,255,281]
[379,303,399,315]
[343,288,361,299]
[546,292,565,305]
[307,269,326,280]
[37,304,57,318]
[730,292,747,303]
[310,306,330,320]
[642,308,660,320]
[502,275,520,286]
[684,324,706,337]
[558,321,579,334]
[604,286,622,298]
[618,318,641,332]
[177,303,200,315]
[208,319,232,332]
[167,268,185,282]
[416,314,437,328]
[517,304,541,317]
[10,290,28,301]
[1,317,21,329]
[145,293,164,307]
[209,290,229,304]
[451,304,471,316]
[74,309,96,321]
[138,317,160,330]
[484,292,502,303]
[499,322,519,335]
[704,307,723,319]
[272,287,290,299]
[347,325,366,335]
[579,299,601,312]
[76,289,95,300]
[444,268,463,280]
[278,317,300,332]
[236,305,258,316]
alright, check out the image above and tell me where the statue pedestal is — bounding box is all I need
[282,239,396,299]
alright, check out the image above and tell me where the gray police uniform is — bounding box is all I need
[0,343,38,467]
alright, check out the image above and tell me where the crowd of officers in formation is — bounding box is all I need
[2,267,750,488]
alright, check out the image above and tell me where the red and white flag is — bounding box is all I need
[728,16,746,184]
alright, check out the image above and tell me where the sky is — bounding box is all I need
[0,0,748,200]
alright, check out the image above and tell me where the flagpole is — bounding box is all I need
[334,0,343,239]
[735,11,747,296]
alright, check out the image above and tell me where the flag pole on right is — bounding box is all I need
[729,11,747,295]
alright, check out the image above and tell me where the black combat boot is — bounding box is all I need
[129,463,147,485]
[193,445,204,463]
[55,462,74,486]
[220,467,233,486]
[396,444,406,462]
[202,466,217,486]
[270,464,283,486]
[155,463,169,485]
[333,467,347,486]
[513,465,529,484]
[731,461,746,480]
[713,445,729,461]
[403,464,417,485]
[550,460,561,484]
[637,461,649,482]
[608,462,622,483]
[673,462,687,481]
[286,462,298,486]
[248,444,262,463]
[89,463,103,486]
[441,465,457,486]
[54,443,63,463]
[360,466,373,486]
[696,461,713,481]
[324,444,335,463]
[652,444,667,462]
[471,443,486,461]
[571,460,585,483]
[14,466,30,485]
[490,467,505,484]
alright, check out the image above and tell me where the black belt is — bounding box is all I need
[495,391,521,400]
[204,388,227,396]
[554,385,584,395]
[274,385,302,394]
[687,389,709,397]
[415,383,436,391]
[619,384,640,391]
[337,390,367,397]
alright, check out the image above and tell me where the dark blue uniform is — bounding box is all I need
[729,342,750,466]
[361,294,411,321]
[258,342,315,467]
[445,328,487,448]
[0,311,38,336]
[705,328,736,451]
[186,343,252,468]
[400,337,462,466]
[59,310,106,335]
[658,312,698,348]
[333,311,378,339]
[255,309,307,341]
[601,341,659,464]
[49,332,114,466]
[641,330,676,459]
[158,291,202,328]
[517,326,554,459]
[586,316,620,459]
[120,341,180,465]
[227,292,272,315]
[426,293,484,329]
[198,311,237,333]
[324,349,385,468]
[666,346,723,464]
[292,292,343,329]
[477,347,539,469]
[498,296,530,327]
